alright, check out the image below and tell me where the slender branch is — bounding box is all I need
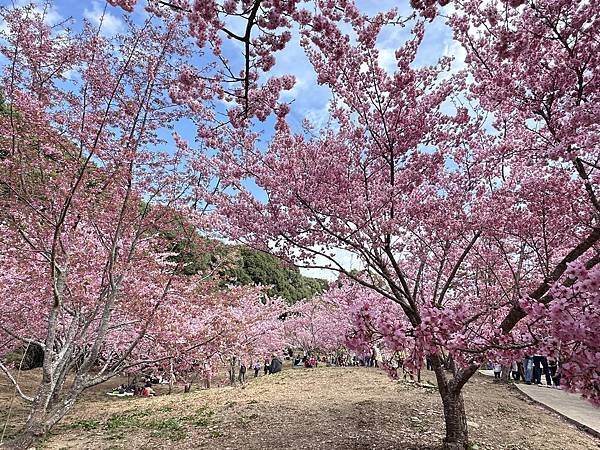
[0,325,45,349]
[0,361,33,403]
[437,231,481,306]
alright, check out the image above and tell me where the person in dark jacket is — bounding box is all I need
[239,361,247,384]
[533,354,552,386]
[269,354,283,374]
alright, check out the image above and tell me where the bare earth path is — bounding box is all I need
[2,366,599,449]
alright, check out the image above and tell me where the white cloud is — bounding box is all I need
[377,47,397,74]
[38,3,63,25]
[84,1,124,37]
[266,23,334,131]
[442,37,467,75]
[1,1,64,32]
[267,237,362,281]
[299,247,363,281]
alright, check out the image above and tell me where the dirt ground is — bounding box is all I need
[1,365,599,449]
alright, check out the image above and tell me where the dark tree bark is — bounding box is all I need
[228,356,239,386]
[439,389,469,450]
[431,357,476,450]
[5,386,75,450]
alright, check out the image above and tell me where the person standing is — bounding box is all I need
[493,363,502,379]
[263,357,270,375]
[511,361,520,381]
[426,356,433,371]
[548,358,561,387]
[253,360,261,378]
[269,353,283,374]
[239,361,247,384]
[372,345,382,368]
[523,355,534,384]
[203,361,212,389]
[376,346,383,368]
[533,354,552,386]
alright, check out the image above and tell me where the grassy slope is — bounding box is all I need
[1,366,597,450]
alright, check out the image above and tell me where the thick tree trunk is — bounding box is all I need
[228,356,238,385]
[5,380,53,449]
[3,421,45,450]
[5,404,69,450]
[501,364,511,383]
[439,389,469,450]
[431,358,470,450]
[5,375,79,449]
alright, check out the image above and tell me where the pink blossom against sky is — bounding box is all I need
[8,0,463,134]
[1,0,465,280]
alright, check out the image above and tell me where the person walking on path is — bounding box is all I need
[533,355,552,386]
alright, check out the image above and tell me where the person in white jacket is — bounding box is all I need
[493,363,502,379]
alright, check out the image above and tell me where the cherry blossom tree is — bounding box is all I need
[284,293,348,356]
[212,7,475,446]
[286,281,413,369]
[445,0,600,403]
[212,3,600,448]
[207,286,286,385]
[139,283,286,389]
[7,1,595,449]
[0,6,217,447]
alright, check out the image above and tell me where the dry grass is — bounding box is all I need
[1,365,599,449]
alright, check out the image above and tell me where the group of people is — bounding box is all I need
[292,353,318,368]
[492,355,562,387]
[107,378,158,398]
[290,346,385,369]
[339,354,380,368]
[238,354,283,383]
[319,346,384,368]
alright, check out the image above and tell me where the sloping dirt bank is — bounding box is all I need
[2,366,598,449]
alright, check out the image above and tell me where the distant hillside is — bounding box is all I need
[164,228,328,303]
[222,246,328,303]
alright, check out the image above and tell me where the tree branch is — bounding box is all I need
[0,361,33,403]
